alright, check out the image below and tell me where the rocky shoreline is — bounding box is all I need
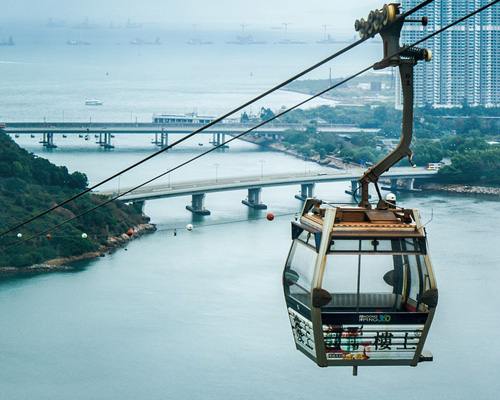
[240,134,500,197]
[420,183,500,197]
[0,223,156,277]
[239,134,362,170]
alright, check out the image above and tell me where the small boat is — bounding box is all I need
[130,37,161,45]
[187,36,213,45]
[85,99,103,106]
[67,40,90,46]
[278,39,307,45]
[226,35,266,45]
[198,143,204,146]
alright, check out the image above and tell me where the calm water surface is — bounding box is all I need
[0,25,499,400]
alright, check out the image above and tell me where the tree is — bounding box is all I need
[240,112,249,123]
[260,107,275,122]
[439,147,500,183]
[68,171,88,189]
[412,140,444,165]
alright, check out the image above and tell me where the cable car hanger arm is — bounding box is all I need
[355,4,431,208]
[358,59,415,206]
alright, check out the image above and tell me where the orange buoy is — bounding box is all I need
[267,213,275,221]
[126,229,133,236]
[46,234,51,239]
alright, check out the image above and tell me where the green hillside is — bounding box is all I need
[0,131,150,268]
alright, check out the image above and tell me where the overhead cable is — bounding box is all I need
[4,0,497,252]
[0,0,437,239]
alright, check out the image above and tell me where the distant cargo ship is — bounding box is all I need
[0,36,15,46]
[85,100,103,106]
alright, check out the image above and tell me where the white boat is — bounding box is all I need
[85,99,103,106]
[67,40,91,46]
[187,36,213,45]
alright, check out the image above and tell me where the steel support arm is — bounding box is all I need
[358,59,415,208]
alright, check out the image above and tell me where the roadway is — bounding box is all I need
[3,122,380,136]
[99,167,437,203]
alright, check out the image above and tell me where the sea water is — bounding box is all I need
[0,24,499,400]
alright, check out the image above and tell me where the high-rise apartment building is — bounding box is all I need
[398,0,500,107]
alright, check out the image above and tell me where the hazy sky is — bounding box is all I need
[1,1,389,32]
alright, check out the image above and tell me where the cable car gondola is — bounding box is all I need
[284,198,437,372]
[283,4,437,375]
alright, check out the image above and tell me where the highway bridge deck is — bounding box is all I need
[98,168,436,214]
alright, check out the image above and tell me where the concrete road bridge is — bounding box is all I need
[98,168,437,215]
[3,122,380,149]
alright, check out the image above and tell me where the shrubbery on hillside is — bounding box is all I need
[0,131,149,268]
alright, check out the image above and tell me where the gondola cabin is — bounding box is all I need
[283,199,437,371]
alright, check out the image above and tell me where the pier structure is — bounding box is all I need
[40,132,57,148]
[345,180,360,196]
[211,132,227,147]
[186,194,211,215]
[95,132,115,149]
[381,177,420,192]
[152,130,169,148]
[294,183,316,201]
[242,187,267,209]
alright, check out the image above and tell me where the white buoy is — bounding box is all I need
[17,233,22,238]
[186,224,193,231]
[81,233,88,238]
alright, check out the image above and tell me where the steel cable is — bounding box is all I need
[0,0,437,239]
[3,0,497,252]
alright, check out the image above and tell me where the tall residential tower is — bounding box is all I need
[398,0,500,107]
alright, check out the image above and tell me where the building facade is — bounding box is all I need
[398,0,500,107]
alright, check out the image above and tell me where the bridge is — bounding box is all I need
[3,122,380,149]
[98,168,437,215]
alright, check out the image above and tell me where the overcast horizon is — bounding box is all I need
[0,1,391,34]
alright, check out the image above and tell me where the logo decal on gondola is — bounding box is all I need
[358,314,392,323]
[288,308,316,357]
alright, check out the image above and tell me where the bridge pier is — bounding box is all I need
[186,193,211,215]
[295,183,315,201]
[400,178,415,191]
[40,132,57,148]
[381,178,419,192]
[211,133,228,149]
[132,201,146,213]
[345,180,360,196]
[153,131,169,148]
[102,132,114,149]
[242,187,267,209]
[345,180,371,198]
